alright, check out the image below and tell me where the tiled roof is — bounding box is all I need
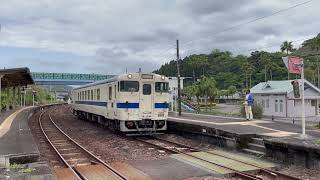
[250,79,320,94]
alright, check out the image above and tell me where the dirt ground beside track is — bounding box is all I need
[28,105,320,180]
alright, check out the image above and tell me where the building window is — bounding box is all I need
[311,100,316,107]
[275,100,278,112]
[261,99,265,108]
[280,100,283,112]
[266,99,269,108]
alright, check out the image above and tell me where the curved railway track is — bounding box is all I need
[136,136,301,180]
[39,107,127,180]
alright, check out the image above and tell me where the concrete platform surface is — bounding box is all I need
[169,112,320,138]
[172,149,276,174]
[0,107,39,165]
[129,157,216,180]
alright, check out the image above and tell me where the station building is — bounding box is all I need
[251,79,320,118]
[0,67,34,111]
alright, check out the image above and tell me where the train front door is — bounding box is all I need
[140,83,153,118]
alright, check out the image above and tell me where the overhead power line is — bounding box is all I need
[158,0,313,60]
[182,0,313,48]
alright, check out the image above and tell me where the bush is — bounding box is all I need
[191,102,216,108]
[240,102,263,119]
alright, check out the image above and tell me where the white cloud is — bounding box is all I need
[0,0,319,73]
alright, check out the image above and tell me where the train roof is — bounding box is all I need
[73,76,118,90]
[73,73,166,91]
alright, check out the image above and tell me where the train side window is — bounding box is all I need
[87,90,90,100]
[84,91,87,100]
[118,82,120,92]
[109,86,112,100]
[114,85,116,98]
[97,89,100,100]
[91,90,94,100]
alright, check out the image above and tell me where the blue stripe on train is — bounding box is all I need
[75,101,108,106]
[154,103,169,108]
[117,103,139,108]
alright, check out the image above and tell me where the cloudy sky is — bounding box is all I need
[0,0,319,74]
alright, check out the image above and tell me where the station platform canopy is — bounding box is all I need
[0,67,34,88]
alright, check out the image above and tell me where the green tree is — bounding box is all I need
[241,61,254,89]
[310,36,320,87]
[259,53,272,82]
[227,85,237,98]
[187,55,209,80]
[198,76,218,110]
[280,41,294,55]
[183,85,198,100]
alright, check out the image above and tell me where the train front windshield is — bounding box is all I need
[120,81,139,92]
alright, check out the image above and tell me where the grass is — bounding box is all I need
[315,139,320,145]
[315,124,320,129]
[8,163,34,173]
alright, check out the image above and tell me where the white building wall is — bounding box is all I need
[287,91,317,117]
[255,94,286,117]
[254,90,318,118]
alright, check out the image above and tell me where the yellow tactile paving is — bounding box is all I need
[0,107,33,137]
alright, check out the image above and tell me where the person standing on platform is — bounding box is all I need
[244,90,254,121]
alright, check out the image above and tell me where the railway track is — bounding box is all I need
[136,136,301,180]
[39,107,127,180]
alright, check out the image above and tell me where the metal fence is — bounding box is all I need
[32,72,114,81]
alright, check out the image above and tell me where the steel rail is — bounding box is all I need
[153,136,301,180]
[38,109,83,180]
[48,107,128,180]
[136,137,261,180]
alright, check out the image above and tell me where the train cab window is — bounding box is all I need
[155,82,169,93]
[143,84,151,95]
[109,87,112,100]
[97,89,100,100]
[120,81,139,92]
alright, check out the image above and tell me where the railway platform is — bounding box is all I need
[0,107,55,179]
[168,112,320,169]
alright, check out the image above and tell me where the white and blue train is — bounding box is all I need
[71,73,169,135]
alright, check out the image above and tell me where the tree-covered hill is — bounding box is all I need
[154,34,320,90]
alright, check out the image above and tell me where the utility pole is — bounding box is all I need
[0,75,3,113]
[176,40,181,116]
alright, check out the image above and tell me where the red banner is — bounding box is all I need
[288,57,303,74]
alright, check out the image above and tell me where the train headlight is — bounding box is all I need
[127,74,132,79]
[161,75,165,80]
